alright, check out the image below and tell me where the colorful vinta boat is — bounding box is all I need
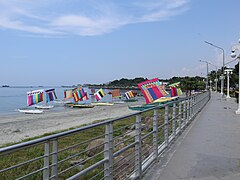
[64,87,94,108]
[18,89,45,114]
[92,88,114,106]
[128,78,181,111]
[34,89,57,109]
[124,90,137,102]
[109,89,124,104]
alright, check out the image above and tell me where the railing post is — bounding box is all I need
[183,100,187,128]
[195,95,198,114]
[187,99,190,124]
[51,139,58,180]
[188,98,191,121]
[192,96,195,117]
[191,97,194,119]
[104,122,113,180]
[196,95,199,113]
[43,141,50,180]
[190,97,193,120]
[200,93,203,110]
[197,94,200,112]
[178,102,182,132]
[135,114,142,178]
[164,106,169,147]
[153,108,158,160]
[172,103,176,138]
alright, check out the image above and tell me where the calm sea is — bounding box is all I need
[0,87,113,115]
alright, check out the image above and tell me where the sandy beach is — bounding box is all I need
[0,101,143,146]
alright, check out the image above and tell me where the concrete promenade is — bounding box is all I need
[143,92,240,180]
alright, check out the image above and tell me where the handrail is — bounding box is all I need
[0,94,195,154]
[0,91,210,180]
[0,111,141,154]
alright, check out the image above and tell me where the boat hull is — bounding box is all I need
[124,99,138,102]
[113,101,125,104]
[91,102,114,106]
[128,104,157,111]
[129,97,178,111]
[65,103,94,108]
[18,109,43,114]
[152,96,178,103]
[35,105,54,109]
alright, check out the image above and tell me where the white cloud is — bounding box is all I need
[136,0,189,22]
[171,63,206,77]
[0,0,190,36]
[53,15,95,27]
[0,17,60,34]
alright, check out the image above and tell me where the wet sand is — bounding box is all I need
[0,101,143,146]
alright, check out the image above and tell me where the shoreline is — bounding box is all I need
[0,100,143,146]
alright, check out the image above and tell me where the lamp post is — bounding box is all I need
[199,60,209,90]
[204,41,225,95]
[219,75,224,95]
[231,40,240,114]
[224,68,233,98]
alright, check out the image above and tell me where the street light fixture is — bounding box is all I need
[224,68,233,98]
[231,40,240,114]
[199,60,209,90]
[204,41,225,69]
[204,41,225,95]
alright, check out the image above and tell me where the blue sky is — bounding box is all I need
[0,0,240,86]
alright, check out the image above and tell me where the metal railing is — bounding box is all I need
[0,91,210,179]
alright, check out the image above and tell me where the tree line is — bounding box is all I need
[106,76,206,91]
[106,62,239,92]
[91,62,239,93]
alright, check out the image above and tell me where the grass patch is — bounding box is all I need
[0,109,167,179]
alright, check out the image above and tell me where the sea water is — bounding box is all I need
[0,87,113,115]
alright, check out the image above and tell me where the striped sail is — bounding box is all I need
[27,89,44,106]
[73,87,89,102]
[124,90,135,99]
[169,82,183,97]
[94,88,105,101]
[64,89,73,100]
[111,89,121,98]
[138,78,168,104]
[45,89,57,103]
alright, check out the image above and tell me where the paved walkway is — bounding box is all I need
[143,92,240,180]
